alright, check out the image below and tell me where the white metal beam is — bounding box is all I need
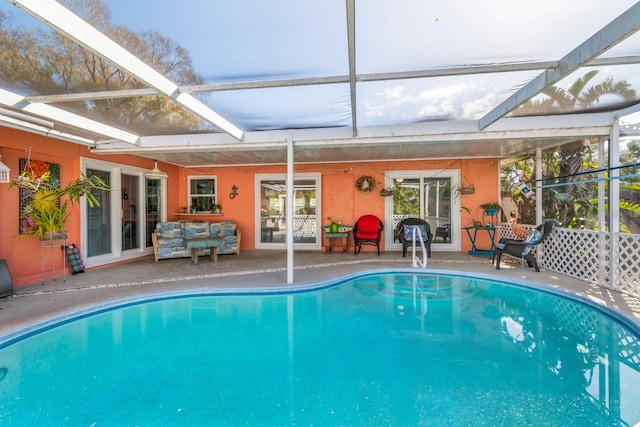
[21,55,640,105]
[89,112,616,154]
[10,0,244,141]
[346,0,357,136]
[286,134,294,284]
[479,1,640,130]
[0,88,138,144]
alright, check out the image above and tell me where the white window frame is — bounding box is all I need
[187,175,218,212]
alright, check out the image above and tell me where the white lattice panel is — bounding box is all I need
[542,228,605,283]
[616,233,640,296]
[510,226,640,298]
[497,222,536,241]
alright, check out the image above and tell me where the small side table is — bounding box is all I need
[463,226,499,258]
[184,237,225,265]
[324,232,350,253]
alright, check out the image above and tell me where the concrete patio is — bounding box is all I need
[1,250,639,339]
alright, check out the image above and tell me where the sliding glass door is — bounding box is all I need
[86,168,112,257]
[82,158,165,267]
[386,170,460,251]
[255,173,321,249]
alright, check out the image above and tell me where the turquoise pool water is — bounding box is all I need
[1,271,639,426]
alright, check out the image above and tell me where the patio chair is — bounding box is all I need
[353,215,384,255]
[493,220,558,272]
[435,224,450,242]
[395,218,432,258]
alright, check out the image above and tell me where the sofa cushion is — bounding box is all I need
[209,223,221,236]
[156,222,183,238]
[157,237,185,248]
[183,222,211,238]
[220,221,236,236]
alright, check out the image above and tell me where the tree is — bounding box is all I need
[0,0,206,134]
[503,71,638,229]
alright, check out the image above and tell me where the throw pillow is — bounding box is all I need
[403,224,428,241]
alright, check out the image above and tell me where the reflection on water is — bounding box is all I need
[0,273,639,425]
[353,274,640,425]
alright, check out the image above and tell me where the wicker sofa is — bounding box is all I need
[152,221,241,262]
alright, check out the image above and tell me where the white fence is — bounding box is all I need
[499,222,640,297]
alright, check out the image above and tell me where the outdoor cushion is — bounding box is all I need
[403,224,429,241]
[522,229,544,256]
[183,222,210,238]
[156,221,183,238]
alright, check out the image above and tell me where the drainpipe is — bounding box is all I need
[286,133,294,284]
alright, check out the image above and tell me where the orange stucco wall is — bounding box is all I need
[0,127,171,286]
[171,159,500,253]
[1,126,499,287]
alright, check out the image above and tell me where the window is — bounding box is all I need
[188,176,217,212]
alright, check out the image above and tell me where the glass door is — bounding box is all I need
[145,178,162,248]
[386,170,460,251]
[82,158,165,267]
[86,168,112,257]
[256,173,321,249]
[121,173,139,251]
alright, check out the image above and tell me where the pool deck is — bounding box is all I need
[1,250,639,338]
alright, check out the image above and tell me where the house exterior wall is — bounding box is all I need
[1,126,499,287]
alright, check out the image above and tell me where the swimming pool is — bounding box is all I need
[1,269,639,425]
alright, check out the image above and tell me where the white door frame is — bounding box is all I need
[385,169,461,252]
[80,157,166,267]
[254,172,322,250]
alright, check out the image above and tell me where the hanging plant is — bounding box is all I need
[355,175,376,193]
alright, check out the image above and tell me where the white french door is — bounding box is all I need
[255,173,321,249]
[385,170,461,252]
[81,158,166,267]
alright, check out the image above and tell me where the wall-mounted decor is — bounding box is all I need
[229,185,239,199]
[355,175,376,193]
[17,158,60,235]
[459,184,475,194]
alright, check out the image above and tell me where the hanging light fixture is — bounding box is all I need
[144,159,168,179]
[0,155,10,184]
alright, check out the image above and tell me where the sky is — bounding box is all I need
[1,0,640,130]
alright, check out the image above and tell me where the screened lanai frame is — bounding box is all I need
[1,0,640,290]
[1,0,640,157]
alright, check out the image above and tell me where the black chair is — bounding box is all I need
[353,215,384,255]
[493,220,558,272]
[435,224,450,242]
[395,218,432,258]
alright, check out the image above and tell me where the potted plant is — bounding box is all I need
[9,170,109,239]
[462,206,482,227]
[479,202,500,217]
[327,217,340,233]
[479,202,500,226]
[212,203,222,214]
